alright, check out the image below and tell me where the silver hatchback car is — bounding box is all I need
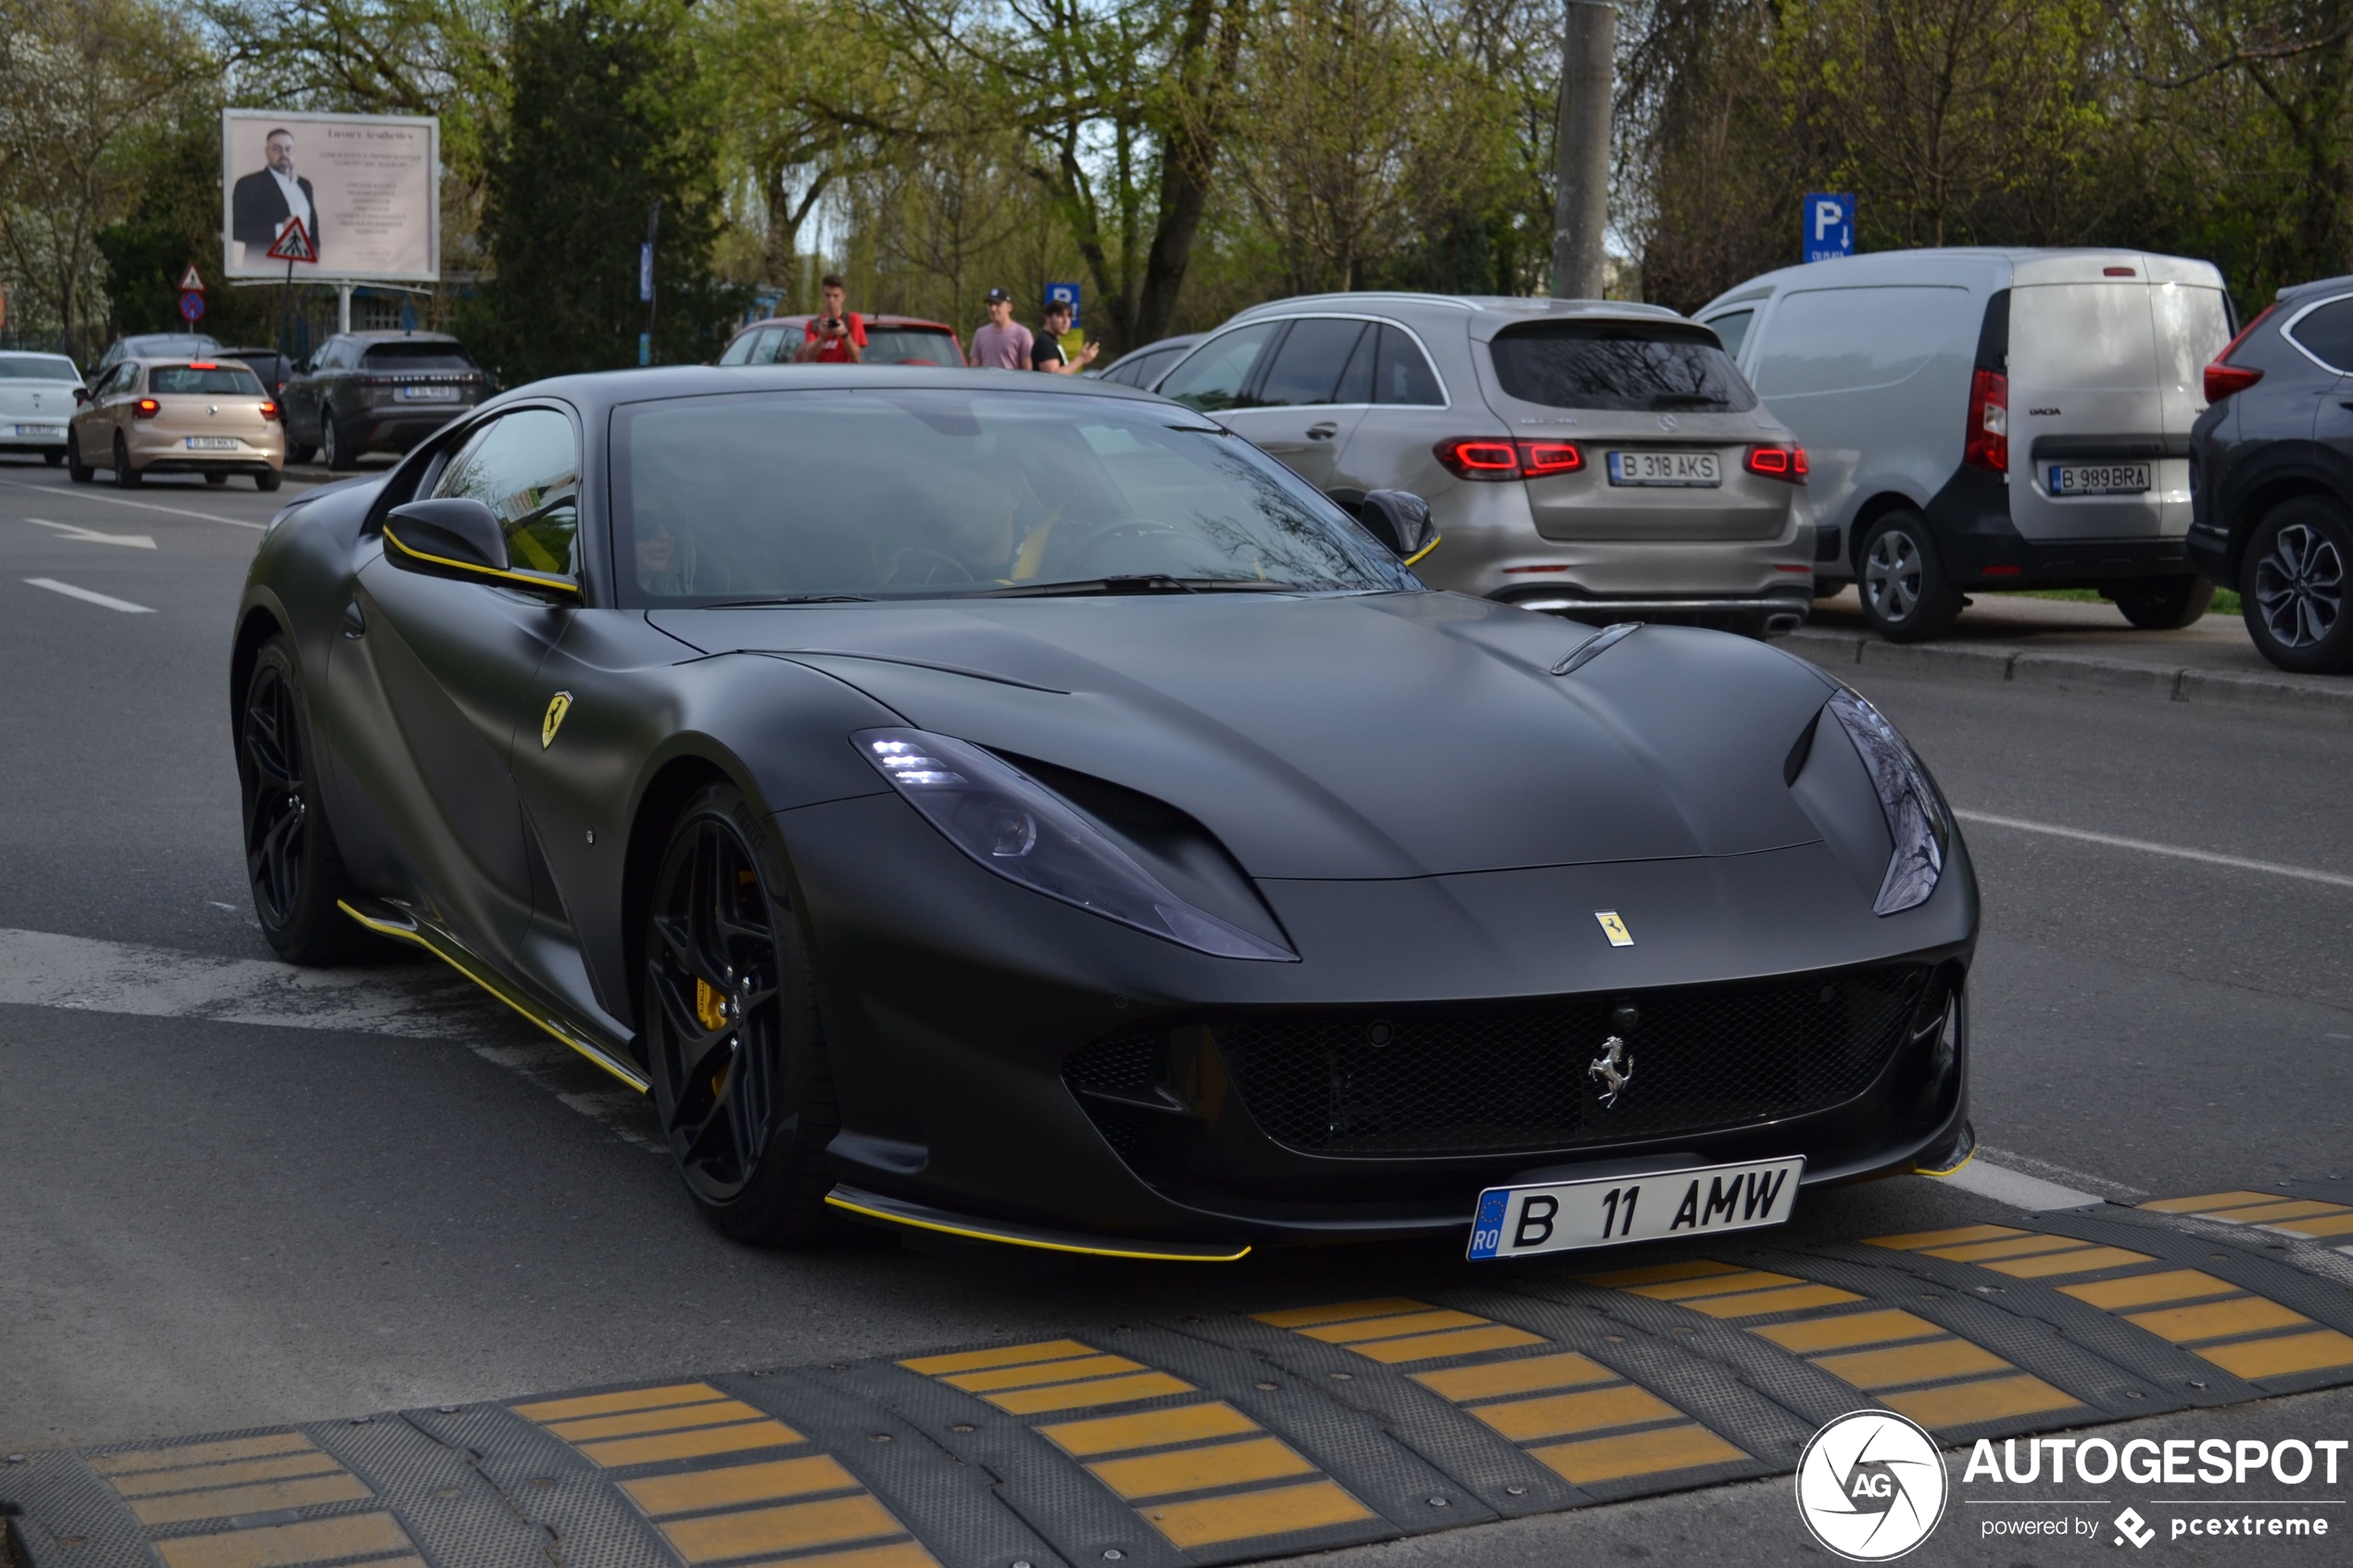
[1155,294,1818,633]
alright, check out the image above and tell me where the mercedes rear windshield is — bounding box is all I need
[1489,320,1757,413]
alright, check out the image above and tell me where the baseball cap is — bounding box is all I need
[984,286,1013,303]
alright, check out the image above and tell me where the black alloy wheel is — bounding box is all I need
[238,636,370,962]
[644,784,837,1244]
[2108,573,2215,631]
[2243,497,2353,673]
[1857,510,1962,642]
[112,432,142,488]
[65,431,92,483]
[321,408,348,470]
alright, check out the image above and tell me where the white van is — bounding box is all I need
[1698,249,2233,639]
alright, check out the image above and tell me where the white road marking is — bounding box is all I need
[1926,1153,2106,1210]
[25,578,155,613]
[0,477,269,529]
[1956,809,2353,891]
[26,517,156,548]
[1978,1144,2148,1200]
[0,926,659,1151]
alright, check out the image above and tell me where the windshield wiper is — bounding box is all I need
[1648,392,1732,409]
[975,575,1310,598]
[702,594,875,607]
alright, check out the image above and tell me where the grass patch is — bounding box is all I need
[2011,586,2242,616]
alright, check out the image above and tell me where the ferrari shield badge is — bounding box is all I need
[541,692,573,749]
[1594,910,1633,947]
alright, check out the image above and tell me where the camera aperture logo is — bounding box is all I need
[1796,1410,1950,1561]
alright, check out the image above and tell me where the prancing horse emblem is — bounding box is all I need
[1589,1035,1634,1109]
[541,691,573,748]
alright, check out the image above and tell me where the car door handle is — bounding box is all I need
[1307,421,1339,440]
[341,599,366,638]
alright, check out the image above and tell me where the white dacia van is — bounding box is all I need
[1698,249,2233,639]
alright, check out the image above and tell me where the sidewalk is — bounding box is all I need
[1787,588,2353,718]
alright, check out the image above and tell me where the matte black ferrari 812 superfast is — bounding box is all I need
[233,367,1975,1260]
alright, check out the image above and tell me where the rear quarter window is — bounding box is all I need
[2287,296,2353,371]
[1491,320,1756,412]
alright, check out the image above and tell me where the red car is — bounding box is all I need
[717,314,965,368]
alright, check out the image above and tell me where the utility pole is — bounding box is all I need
[1552,0,1616,300]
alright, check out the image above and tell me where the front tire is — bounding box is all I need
[2108,574,2214,630]
[238,636,371,963]
[113,433,142,488]
[643,784,839,1245]
[1857,510,1962,642]
[2243,497,2353,673]
[321,408,350,470]
[66,431,92,483]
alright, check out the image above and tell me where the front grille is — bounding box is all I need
[1065,966,1932,1159]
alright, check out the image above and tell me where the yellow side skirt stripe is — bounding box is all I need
[824,1192,1250,1263]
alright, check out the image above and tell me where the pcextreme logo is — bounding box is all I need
[1795,1410,1949,1560]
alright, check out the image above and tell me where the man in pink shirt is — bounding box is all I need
[968,287,1033,370]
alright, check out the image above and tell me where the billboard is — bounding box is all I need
[221,110,439,283]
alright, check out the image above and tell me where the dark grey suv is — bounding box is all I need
[281,331,489,470]
[2191,276,2353,672]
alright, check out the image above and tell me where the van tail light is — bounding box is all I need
[1963,369,2007,472]
[2204,302,2277,404]
[258,400,281,421]
[1744,443,1808,483]
[133,397,160,419]
[1433,437,1584,480]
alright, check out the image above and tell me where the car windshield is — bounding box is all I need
[1489,320,1758,412]
[150,365,267,395]
[0,354,80,383]
[610,388,1410,605]
[862,327,959,366]
[362,342,475,370]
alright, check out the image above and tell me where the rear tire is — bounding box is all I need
[288,442,317,465]
[205,471,228,486]
[237,635,374,963]
[643,783,839,1246]
[2108,574,2213,630]
[113,433,142,487]
[2242,497,2353,673]
[256,468,283,492]
[1857,510,1962,642]
[43,447,62,467]
[66,431,92,483]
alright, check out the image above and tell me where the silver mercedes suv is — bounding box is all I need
[1154,294,1818,633]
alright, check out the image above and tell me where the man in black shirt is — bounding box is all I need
[1029,298,1101,375]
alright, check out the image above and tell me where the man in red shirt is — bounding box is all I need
[797,274,867,363]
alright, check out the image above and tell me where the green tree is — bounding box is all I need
[466,0,740,383]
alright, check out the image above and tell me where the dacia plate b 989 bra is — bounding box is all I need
[233,366,1976,1261]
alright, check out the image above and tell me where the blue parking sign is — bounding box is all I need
[1803,194,1855,263]
[1045,282,1080,328]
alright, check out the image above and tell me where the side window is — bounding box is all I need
[432,408,580,575]
[1254,318,1370,408]
[1705,309,1755,360]
[1371,324,1443,406]
[1156,322,1282,412]
[2288,297,2353,371]
[717,331,759,366]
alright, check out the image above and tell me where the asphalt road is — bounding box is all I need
[2,458,2347,1565]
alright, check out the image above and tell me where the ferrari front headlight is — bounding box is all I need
[1827,690,1951,915]
[855,728,1296,961]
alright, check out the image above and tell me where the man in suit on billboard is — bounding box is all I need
[232,128,321,266]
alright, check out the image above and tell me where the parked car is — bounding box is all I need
[93,332,220,379]
[282,331,490,470]
[66,356,283,489]
[1153,294,1818,636]
[1699,248,2234,641]
[1094,333,1200,389]
[0,350,84,465]
[218,346,296,398]
[2188,274,2353,672]
[717,315,965,367]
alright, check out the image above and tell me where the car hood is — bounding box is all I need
[648,592,1839,880]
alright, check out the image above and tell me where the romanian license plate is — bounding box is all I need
[1466,1156,1805,1261]
[1607,450,1721,487]
[398,384,459,401]
[184,436,239,450]
[2048,461,2149,495]
[15,424,62,437]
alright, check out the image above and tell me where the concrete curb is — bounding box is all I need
[1780,627,2353,719]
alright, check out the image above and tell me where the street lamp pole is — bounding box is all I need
[1552,0,1616,301]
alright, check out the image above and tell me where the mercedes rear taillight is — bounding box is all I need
[1744,444,1808,483]
[1433,437,1585,481]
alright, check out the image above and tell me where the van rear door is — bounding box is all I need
[2007,257,2231,543]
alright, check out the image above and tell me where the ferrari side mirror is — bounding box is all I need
[384,497,512,576]
[1359,489,1439,564]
